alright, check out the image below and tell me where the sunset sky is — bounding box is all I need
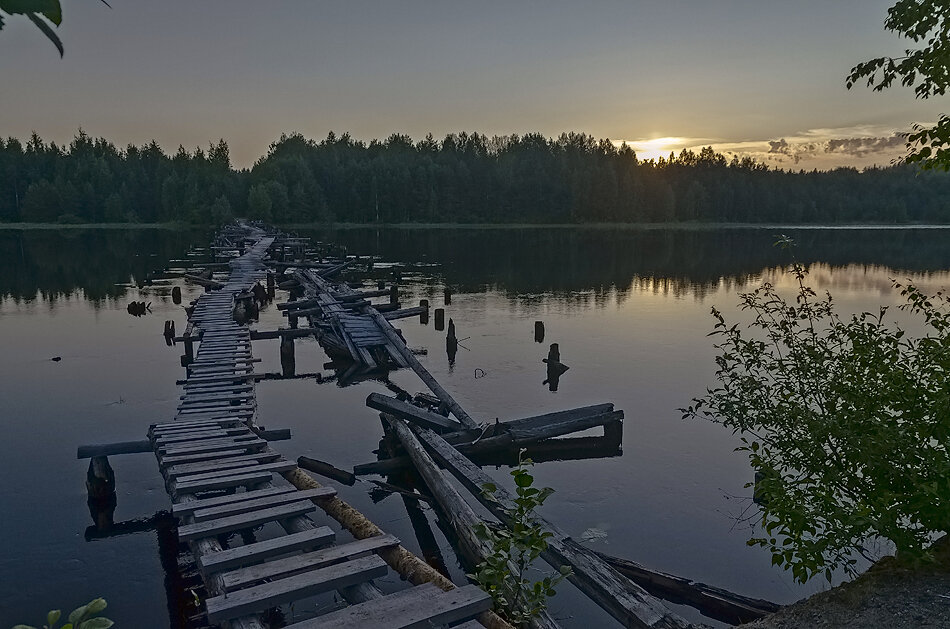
[1,0,944,169]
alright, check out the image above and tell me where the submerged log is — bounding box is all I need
[592,551,780,625]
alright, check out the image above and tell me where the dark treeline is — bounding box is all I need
[2,131,950,225]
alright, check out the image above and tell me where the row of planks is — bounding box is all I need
[157,225,492,628]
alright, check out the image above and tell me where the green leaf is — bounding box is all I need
[11,625,37,629]
[25,12,63,56]
[48,610,62,626]
[83,599,107,616]
[68,602,90,625]
[514,473,533,488]
[77,618,113,629]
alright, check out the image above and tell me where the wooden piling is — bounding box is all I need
[434,308,445,331]
[419,299,429,325]
[535,321,545,343]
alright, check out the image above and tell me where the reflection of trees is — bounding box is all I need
[0,229,206,304]
[304,227,950,302]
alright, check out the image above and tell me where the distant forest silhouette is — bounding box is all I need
[2,131,949,225]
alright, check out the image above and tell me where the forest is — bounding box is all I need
[1,130,949,225]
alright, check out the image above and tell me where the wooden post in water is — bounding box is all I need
[535,321,545,343]
[446,318,458,366]
[434,308,445,331]
[172,286,182,305]
[390,284,399,305]
[280,334,296,377]
[419,299,429,325]
[444,287,452,305]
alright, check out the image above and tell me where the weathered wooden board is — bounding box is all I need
[164,452,282,478]
[173,470,274,495]
[178,500,316,542]
[366,393,463,432]
[161,438,266,458]
[204,555,388,623]
[151,417,242,431]
[221,534,400,590]
[171,485,298,515]
[192,487,336,523]
[175,460,297,486]
[197,524,335,577]
[288,583,492,629]
[415,427,691,629]
[160,448,248,466]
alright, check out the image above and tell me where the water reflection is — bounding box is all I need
[303,226,950,301]
[0,228,206,305]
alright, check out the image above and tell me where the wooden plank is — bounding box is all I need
[175,460,298,486]
[151,417,242,431]
[222,534,399,590]
[204,555,388,623]
[414,427,691,629]
[174,471,275,496]
[178,500,315,542]
[366,393,463,432]
[289,583,491,629]
[154,429,231,444]
[158,434,259,453]
[199,527,336,575]
[161,448,248,466]
[165,452,282,478]
[161,438,266,458]
[176,404,256,417]
[77,440,152,458]
[193,487,336,523]
[172,486,296,516]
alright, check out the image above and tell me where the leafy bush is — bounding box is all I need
[683,248,950,583]
[471,454,571,626]
[13,597,113,629]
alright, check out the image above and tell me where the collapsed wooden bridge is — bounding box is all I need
[78,222,779,629]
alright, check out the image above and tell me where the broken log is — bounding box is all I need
[413,426,692,629]
[386,417,560,629]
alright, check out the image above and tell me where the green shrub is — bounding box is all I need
[683,246,950,583]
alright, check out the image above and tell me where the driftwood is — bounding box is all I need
[387,417,560,629]
[412,426,693,629]
[593,551,780,625]
[183,274,224,289]
[281,466,515,629]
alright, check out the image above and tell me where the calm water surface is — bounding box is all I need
[2,226,949,628]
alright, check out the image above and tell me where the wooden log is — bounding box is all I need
[279,467,515,629]
[435,308,445,330]
[413,426,692,629]
[298,455,357,486]
[382,306,428,320]
[77,440,152,458]
[387,417,560,629]
[250,327,315,340]
[366,393,463,432]
[277,297,322,311]
[592,551,780,625]
[183,273,224,289]
[365,310,478,429]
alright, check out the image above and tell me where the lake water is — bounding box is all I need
[2,225,949,628]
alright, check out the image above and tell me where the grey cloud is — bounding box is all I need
[825,134,905,157]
